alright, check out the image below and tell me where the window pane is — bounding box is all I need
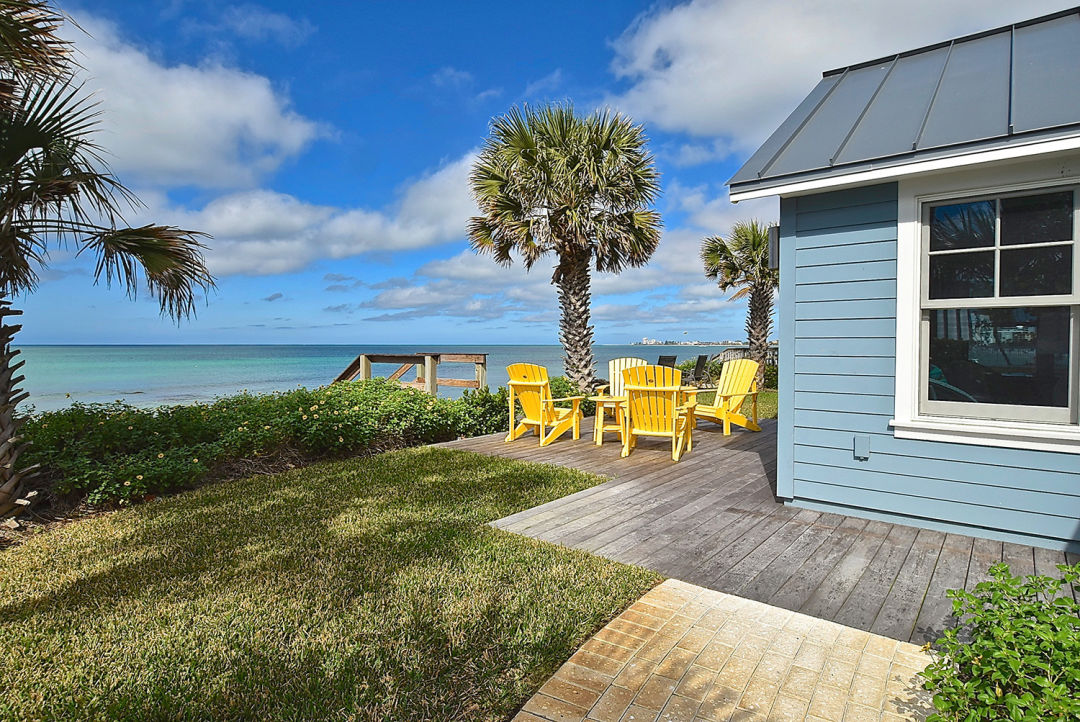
[929,251,994,298]
[1000,246,1072,296]
[1000,191,1073,246]
[929,200,995,251]
[927,306,1070,408]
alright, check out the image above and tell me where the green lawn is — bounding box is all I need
[0,448,660,721]
[694,389,778,419]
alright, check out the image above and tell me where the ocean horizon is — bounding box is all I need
[14,343,740,412]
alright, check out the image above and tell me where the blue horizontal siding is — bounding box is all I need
[781,181,1080,550]
[795,356,896,376]
[796,318,895,338]
[795,279,895,302]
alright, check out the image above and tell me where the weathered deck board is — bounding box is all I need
[437,420,1063,642]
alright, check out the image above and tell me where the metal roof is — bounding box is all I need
[729,7,1080,196]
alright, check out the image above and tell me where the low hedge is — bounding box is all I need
[21,376,595,506]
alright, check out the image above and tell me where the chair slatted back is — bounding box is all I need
[656,355,677,368]
[623,365,683,433]
[607,357,648,397]
[506,363,554,424]
[716,359,759,414]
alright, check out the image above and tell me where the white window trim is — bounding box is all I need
[892,153,1080,454]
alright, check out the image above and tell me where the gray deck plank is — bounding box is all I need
[833,524,920,631]
[444,420,1056,642]
[912,533,973,642]
[870,528,946,642]
[1002,542,1036,578]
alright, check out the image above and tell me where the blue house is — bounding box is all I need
[729,8,1080,552]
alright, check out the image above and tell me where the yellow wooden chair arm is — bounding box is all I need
[593,383,610,395]
[713,390,761,399]
[548,395,586,403]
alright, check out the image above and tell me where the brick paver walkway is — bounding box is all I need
[514,580,934,722]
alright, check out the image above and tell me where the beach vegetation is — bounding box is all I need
[468,104,662,393]
[0,1,212,518]
[701,220,780,387]
[0,445,660,719]
[19,376,599,507]
[921,562,1080,721]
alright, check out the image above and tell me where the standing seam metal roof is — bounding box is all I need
[728,7,1080,194]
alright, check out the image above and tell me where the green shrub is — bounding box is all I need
[763,364,778,389]
[548,376,596,417]
[23,379,459,505]
[452,386,509,437]
[921,562,1080,721]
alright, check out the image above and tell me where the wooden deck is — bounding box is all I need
[438,420,1077,643]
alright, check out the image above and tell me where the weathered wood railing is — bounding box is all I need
[334,352,487,395]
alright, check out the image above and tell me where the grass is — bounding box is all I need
[694,389,778,419]
[0,448,660,721]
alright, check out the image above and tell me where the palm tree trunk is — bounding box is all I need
[555,249,597,392]
[746,282,774,388]
[0,300,36,518]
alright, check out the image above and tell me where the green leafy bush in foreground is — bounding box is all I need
[921,562,1080,721]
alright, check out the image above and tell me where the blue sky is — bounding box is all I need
[18,0,1069,344]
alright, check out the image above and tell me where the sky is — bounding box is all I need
[17,0,1071,345]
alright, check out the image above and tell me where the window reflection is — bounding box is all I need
[928,307,1070,408]
[929,200,995,251]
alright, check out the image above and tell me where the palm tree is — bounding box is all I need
[0,1,214,517]
[701,220,778,386]
[467,104,662,391]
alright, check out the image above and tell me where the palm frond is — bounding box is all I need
[82,225,214,321]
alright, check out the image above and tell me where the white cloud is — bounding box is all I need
[524,69,563,97]
[71,14,324,188]
[432,66,473,87]
[155,153,480,276]
[219,5,315,46]
[609,0,1067,149]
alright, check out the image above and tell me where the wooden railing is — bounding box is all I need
[334,352,487,395]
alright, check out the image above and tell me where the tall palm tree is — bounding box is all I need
[467,104,662,391]
[701,220,778,386]
[0,1,214,517]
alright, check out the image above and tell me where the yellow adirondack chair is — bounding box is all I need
[695,359,762,435]
[506,363,584,446]
[591,357,647,445]
[620,365,696,462]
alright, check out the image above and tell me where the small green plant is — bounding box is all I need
[921,562,1080,721]
[548,376,596,417]
[762,364,778,389]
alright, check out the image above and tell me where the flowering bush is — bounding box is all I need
[24,380,459,505]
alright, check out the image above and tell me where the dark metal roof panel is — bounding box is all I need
[727,74,839,185]
[917,31,1011,149]
[764,62,891,177]
[1012,13,1080,133]
[834,47,950,165]
[729,7,1080,195]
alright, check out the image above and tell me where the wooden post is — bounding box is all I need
[475,359,487,390]
[424,355,438,395]
[358,354,371,380]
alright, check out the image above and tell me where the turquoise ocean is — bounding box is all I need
[14,345,735,413]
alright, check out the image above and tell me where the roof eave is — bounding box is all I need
[728,130,1080,202]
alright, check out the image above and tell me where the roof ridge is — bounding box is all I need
[822,6,1080,78]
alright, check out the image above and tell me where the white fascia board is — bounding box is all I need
[728,135,1080,202]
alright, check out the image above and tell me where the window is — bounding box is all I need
[919,188,1079,424]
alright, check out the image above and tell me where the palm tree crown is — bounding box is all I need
[701,220,778,385]
[468,104,661,390]
[0,1,214,517]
